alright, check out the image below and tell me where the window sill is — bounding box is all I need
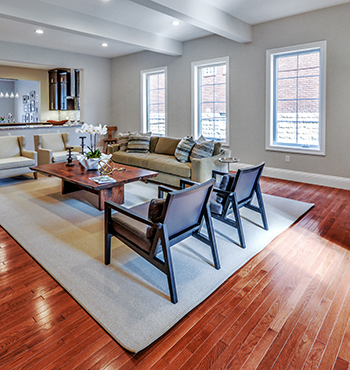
[266,145,325,156]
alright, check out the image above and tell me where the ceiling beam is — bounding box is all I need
[0,0,183,56]
[130,0,252,43]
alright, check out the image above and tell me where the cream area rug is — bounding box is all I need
[0,175,313,353]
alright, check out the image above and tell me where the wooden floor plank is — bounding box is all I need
[1,177,350,369]
[287,297,332,370]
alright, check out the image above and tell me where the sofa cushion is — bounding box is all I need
[154,137,181,156]
[127,132,151,153]
[118,132,130,151]
[174,136,196,163]
[112,152,191,178]
[41,133,65,152]
[213,141,222,156]
[190,136,214,161]
[0,136,20,159]
[149,136,160,153]
[0,156,36,170]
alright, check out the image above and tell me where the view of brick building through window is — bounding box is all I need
[199,64,226,142]
[147,72,165,136]
[275,51,320,147]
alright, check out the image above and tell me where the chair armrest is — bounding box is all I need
[107,144,120,155]
[179,178,198,190]
[104,201,160,228]
[158,185,176,198]
[37,148,52,165]
[191,148,232,183]
[22,149,37,161]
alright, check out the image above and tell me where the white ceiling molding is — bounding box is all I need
[0,0,348,58]
[129,0,252,43]
[0,0,183,56]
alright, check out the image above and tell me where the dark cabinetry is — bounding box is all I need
[59,72,67,111]
[48,69,80,111]
[49,70,58,110]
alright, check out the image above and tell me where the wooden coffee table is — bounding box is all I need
[30,161,158,211]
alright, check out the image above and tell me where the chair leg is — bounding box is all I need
[104,206,112,265]
[160,228,178,304]
[204,205,220,269]
[232,195,246,249]
[255,186,268,230]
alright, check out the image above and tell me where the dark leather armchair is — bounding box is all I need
[104,178,220,304]
[181,162,268,249]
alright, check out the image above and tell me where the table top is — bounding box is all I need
[30,161,158,190]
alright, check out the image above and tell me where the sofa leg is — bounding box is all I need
[33,172,38,179]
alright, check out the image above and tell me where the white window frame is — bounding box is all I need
[266,41,327,155]
[192,57,229,146]
[141,66,167,136]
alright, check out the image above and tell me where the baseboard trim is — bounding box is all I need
[229,163,350,190]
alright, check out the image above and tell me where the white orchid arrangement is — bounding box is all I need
[76,123,107,159]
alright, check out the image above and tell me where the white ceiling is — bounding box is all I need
[0,0,349,60]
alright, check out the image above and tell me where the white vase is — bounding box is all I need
[77,153,112,171]
[78,156,100,170]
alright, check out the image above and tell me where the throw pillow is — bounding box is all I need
[146,198,166,239]
[127,132,151,153]
[190,135,215,161]
[118,132,130,152]
[154,137,181,156]
[174,136,196,163]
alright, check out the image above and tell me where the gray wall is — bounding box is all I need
[111,3,350,179]
[0,41,112,126]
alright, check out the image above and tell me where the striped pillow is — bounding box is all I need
[190,136,214,161]
[127,132,151,153]
[118,132,130,152]
[175,136,196,163]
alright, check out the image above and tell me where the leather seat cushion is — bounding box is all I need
[210,193,223,215]
[111,203,152,253]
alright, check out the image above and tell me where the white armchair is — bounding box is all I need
[0,136,38,179]
[34,132,81,166]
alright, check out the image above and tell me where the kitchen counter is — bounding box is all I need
[0,123,53,130]
[0,124,83,151]
[0,122,82,130]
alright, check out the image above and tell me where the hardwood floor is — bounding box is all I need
[1,177,350,369]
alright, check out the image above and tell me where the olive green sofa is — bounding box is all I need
[107,136,231,187]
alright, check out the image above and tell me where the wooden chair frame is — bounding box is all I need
[104,178,220,304]
[181,162,268,249]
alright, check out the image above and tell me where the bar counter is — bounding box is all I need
[0,123,83,151]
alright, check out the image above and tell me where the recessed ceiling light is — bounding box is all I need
[35,29,44,34]
[101,43,108,47]
[172,20,180,26]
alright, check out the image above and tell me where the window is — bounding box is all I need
[141,67,167,136]
[192,57,229,145]
[266,41,326,155]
